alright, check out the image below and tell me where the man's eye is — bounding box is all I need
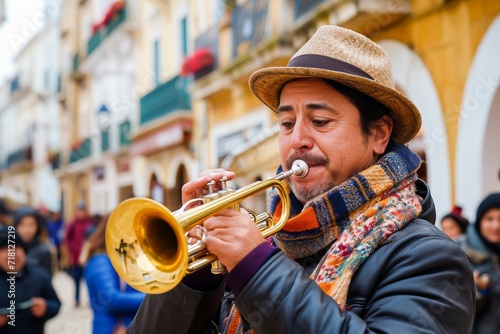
[312,119,330,127]
[280,121,294,129]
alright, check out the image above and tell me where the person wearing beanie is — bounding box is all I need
[440,205,470,240]
[455,193,500,334]
[0,227,61,334]
[13,207,56,277]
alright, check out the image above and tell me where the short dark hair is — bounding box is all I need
[324,79,396,152]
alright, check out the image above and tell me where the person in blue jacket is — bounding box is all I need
[126,25,475,333]
[83,215,145,334]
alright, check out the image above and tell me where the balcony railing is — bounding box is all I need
[87,5,126,55]
[7,145,32,168]
[193,25,220,80]
[49,152,60,170]
[231,0,270,59]
[294,0,326,19]
[140,75,191,125]
[69,137,92,164]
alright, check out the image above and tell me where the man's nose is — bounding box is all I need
[290,120,313,151]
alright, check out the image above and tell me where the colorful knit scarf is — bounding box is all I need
[224,144,422,333]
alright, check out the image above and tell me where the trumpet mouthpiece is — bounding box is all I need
[291,159,309,178]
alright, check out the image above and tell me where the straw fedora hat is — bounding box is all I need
[249,25,421,144]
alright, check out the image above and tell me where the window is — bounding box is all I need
[181,16,188,57]
[153,38,160,86]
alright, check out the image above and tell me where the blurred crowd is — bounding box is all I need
[0,199,144,334]
[1,192,499,333]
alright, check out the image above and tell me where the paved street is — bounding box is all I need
[45,271,92,334]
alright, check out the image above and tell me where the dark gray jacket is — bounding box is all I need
[127,181,475,333]
[456,225,500,334]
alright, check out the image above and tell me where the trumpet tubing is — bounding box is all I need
[105,160,308,294]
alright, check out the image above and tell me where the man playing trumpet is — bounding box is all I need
[127,25,475,333]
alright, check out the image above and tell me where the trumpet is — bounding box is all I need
[105,160,308,294]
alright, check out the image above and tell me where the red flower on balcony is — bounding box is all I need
[91,1,125,35]
[181,48,215,76]
[71,139,84,150]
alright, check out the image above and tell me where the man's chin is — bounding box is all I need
[290,182,334,203]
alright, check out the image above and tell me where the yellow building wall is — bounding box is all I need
[191,0,500,196]
[373,0,500,201]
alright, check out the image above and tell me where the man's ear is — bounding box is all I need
[372,115,393,155]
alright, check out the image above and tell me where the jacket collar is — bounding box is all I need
[415,179,436,225]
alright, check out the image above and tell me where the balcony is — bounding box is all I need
[293,0,411,34]
[231,0,270,59]
[190,26,220,80]
[69,137,92,164]
[140,75,191,125]
[71,52,85,81]
[48,152,60,170]
[295,0,326,19]
[87,1,126,56]
[7,145,32,168]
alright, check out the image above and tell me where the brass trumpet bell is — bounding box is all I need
[105,160,308,294]
[105,198,189,294]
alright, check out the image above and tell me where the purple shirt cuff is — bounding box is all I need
[226,242,280,296]
[182,264,225,292]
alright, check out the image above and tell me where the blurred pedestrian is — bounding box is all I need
[456,193,500,334]
[84,215,145,334]
[86,213,102,239]
[440,205,470,240]
[64,200,92,307]
[13,207,56,277]
[45,210,64,266]
[0,227,61,334]
[0,199,11,227]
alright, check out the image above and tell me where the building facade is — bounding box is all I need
[54,0,198,220]
[0,6,61,212]
[186,0,500,221]
[1,0,498,224]
[55,0,139,220]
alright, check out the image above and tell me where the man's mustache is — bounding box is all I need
[286,153,329,170]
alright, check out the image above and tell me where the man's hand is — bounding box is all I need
[181,169,235,208]
[182,168,264,271]
[182,168,237,244]
[203,208,266,272]
[473,270,490,291]
[30,297,47,318]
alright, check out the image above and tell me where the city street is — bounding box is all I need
[45,271,92,334]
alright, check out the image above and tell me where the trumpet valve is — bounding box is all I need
[204,180,221,201]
